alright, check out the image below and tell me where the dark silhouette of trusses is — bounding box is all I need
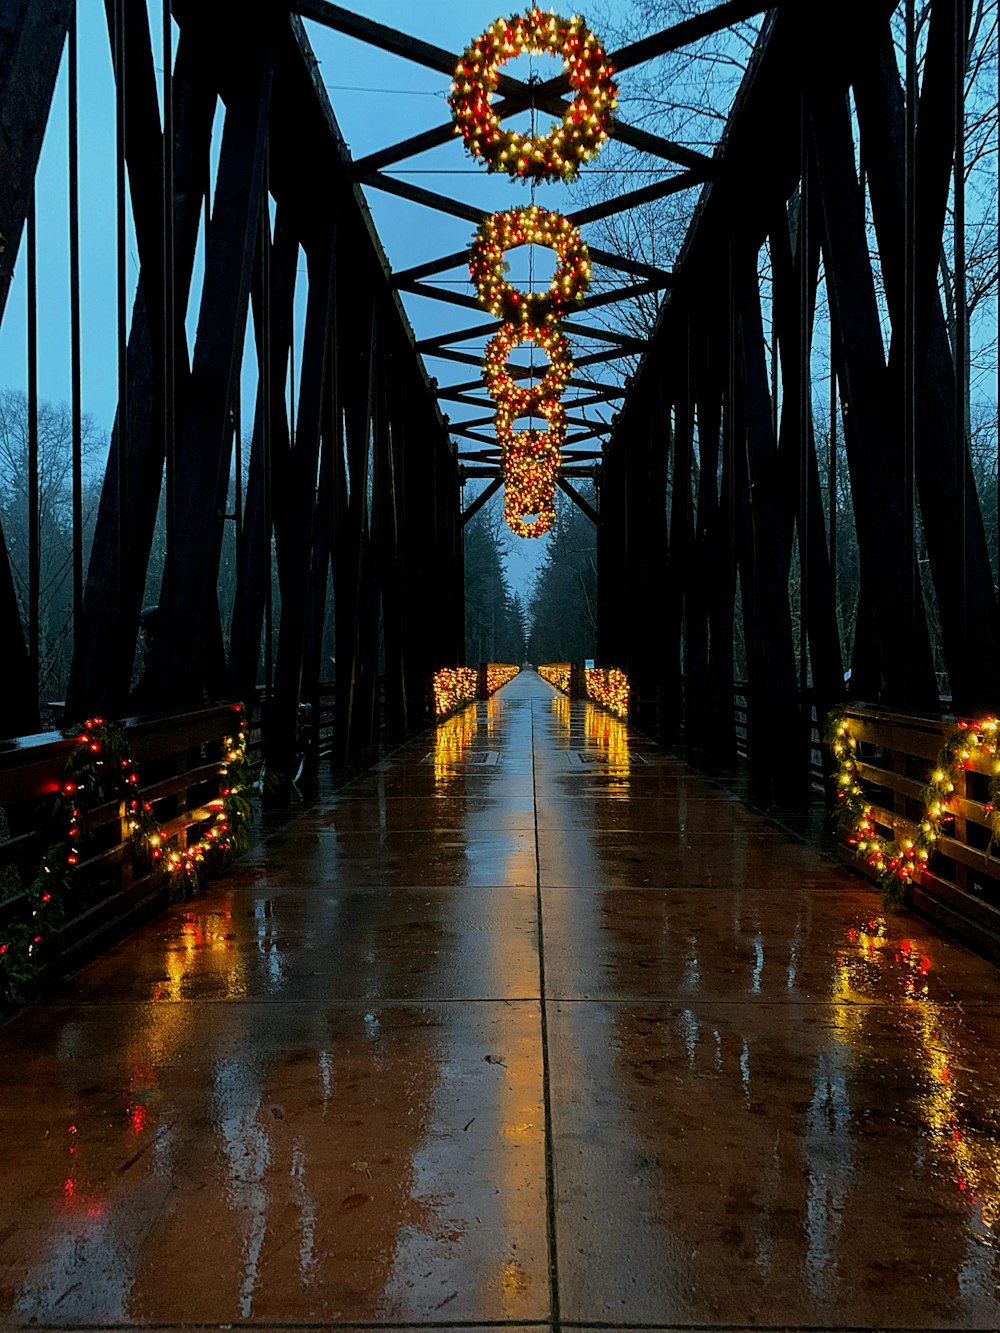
[291,0,753,481]
[0,0,995,803]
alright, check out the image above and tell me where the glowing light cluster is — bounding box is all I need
[0,710,253,1013]
[829,712,1000,907]
[471,206,591,323]
[434,667,479,718]
[585,701,630,771]
[537,663,572,693]
[486,663,521,694]
[434,664,521,718]
[585,666,629,720]
[502,428,564,536]
[484,321,572,410]
[433,703,479,779]
[479,262,575,539]
[449,10,617,184]
[455,14,615,539]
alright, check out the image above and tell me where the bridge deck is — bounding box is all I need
[3,670,1000,1328]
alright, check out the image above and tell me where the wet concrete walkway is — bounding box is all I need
[4,670,1000,1329]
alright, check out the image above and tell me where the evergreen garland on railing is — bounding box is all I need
[0,711,253,1013]
[827,711,1000,908]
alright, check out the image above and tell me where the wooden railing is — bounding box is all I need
[835,705,1000,958]
[0,705,247,988]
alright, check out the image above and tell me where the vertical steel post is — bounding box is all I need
[953,0,968,690]
[903,0,917,706]
[27,194,39,695]
[114,0,129,695]
[69,4,83,665]
[829,329,837,622]
[798,88,810,710]
[262,154,274,714]
[163,0,176,703]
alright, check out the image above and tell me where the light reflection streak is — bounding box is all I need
[432,704,478,784]
[835,921,1000,1235]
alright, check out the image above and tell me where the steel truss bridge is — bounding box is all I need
[0,0,996,801]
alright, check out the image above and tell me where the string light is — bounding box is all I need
[828,712,1000,907]
[454,12,614,538]
[0,710,253,1012]
[538,662,630,720]
[538,663,571,692]
[449,10,618,184]
[585,666,629,720]
[470,205,591,323]
[434,667,479,718]
[486,664,520,693]
[484,321,572,407]
[434,664,521,717]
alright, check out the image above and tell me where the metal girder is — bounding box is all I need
[0,0,74,324]
[417,321,497,350]
[612,0,772,72]
[568,170,707,226]
[393,250,471,286]
[401,274,667,320]
[563,428,608,445]
[399,281,481,313]
[557,478,599,523]
[461,478,503,524]
[438,378,626,401]
[351,123,456,177]
[560,321,646,348]
[360,169,487,224]
[580,278,669,313]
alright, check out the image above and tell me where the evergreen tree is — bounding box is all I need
[464,497,526,664]
[527,490,597,664]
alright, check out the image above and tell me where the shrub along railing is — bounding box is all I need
[432,664,520,719]
[537,663,630,721]
[0,705,252,1012]
[829,705,1000,959]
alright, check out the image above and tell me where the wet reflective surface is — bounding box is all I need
[4,670,1000,1328]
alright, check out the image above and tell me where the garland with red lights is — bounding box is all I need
[484,321,572,406]
[471,206,591,323]
[828,712,1000,907]
[585,666,629,720]
[0,713,253,1012]
[480,267,573,538]
[454,12,615,539]
[449,10,617,184]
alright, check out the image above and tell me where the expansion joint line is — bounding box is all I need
[531,699,561,1329]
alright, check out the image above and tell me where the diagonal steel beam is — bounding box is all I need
[393,250,471,285]
[399,281,481,313]
[561,321,647,347]
[361,169,486,223]
[568,170,706,226]
[611,0,771,72]
[580,278,669,312]
[461,477,503,524]
[438,377,626,400]
[611,122,714,168]
[352,123,455,177]
[557,478,599,522]
[587,246,672,283]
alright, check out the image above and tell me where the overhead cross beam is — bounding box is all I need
[461,477,503,524]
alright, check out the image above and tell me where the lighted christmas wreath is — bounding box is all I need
[828,712,1000,907]
[505,494,557,538]
[495,392,567,445]
[484,320,572,408]
[501,425,560,539]
[449,10,617,183]
[470,205,591,324]
[502,428,561,509]
[0,713,253,1012]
